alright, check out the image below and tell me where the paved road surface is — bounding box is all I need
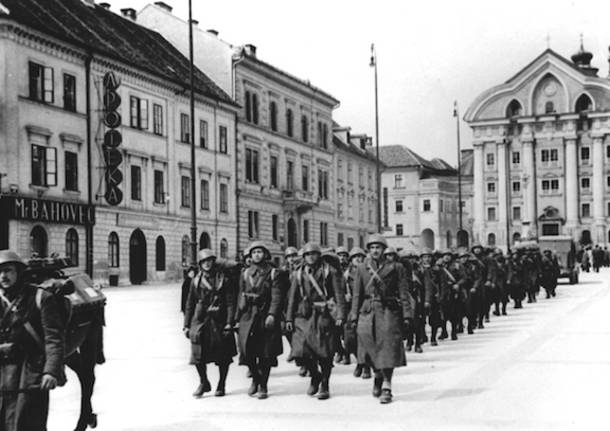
[48,270,610,431]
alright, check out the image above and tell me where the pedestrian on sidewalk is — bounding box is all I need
[183,249,237,398]
[235,242,283,400]
[181,266,197,313]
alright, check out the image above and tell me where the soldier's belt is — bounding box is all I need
[243,293,265,305]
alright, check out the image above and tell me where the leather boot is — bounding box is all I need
[298,366,308,377]
[361,366,372,379]
[317,380,330,400]
[193,379,211,398]
[307,372,321,396]
[248,377,259,397]
[379,388,393,404]
[372,377,383,398]
[257,386,268,399]
[415,345,423,353]
[353,364,363,378]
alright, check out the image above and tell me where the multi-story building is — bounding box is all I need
[332,125,378,250]
[0,0,238,285]
[139,3,342,261]
[379,145,472,251]
[465,44,610,248]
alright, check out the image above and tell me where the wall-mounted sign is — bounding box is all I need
[102,71,123,206]
[2,196,95,226]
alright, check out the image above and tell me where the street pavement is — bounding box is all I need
[48,269,610,431]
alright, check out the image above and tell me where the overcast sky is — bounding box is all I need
[110,0,610,165]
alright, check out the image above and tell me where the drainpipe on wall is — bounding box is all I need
[85,52,94,277]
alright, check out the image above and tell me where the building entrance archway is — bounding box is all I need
[129,229,147,285]
[421,229,435,249]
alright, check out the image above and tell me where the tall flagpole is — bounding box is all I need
[188,0,197,265]
[370,44,381,233]
[453,101,463,244]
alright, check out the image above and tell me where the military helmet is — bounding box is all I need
[0,250,26,269]
[302,242,322,256]
[336,246,349,257]
[297,248,304,258]
[420,247,434,257]
[471,243,484,252]
[284,246,298,257]
[366,233,388,249]
[349,247,366,259]
[458,249,470,258]
[441,248,453,256]
[248,241,270,258]
[198,248,217,263]
[383,246,397,256]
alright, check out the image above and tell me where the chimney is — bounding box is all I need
[154,1,173,12]
[99,2,111,10]
[206,29,219,37]
[120,8,136,20]
[244,44,257,57]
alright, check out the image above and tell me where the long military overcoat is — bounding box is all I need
[184,268,237,365]
[0,283,65,431]
[235,263,283,366]
[286,262,346,360]
[351,257,413,369]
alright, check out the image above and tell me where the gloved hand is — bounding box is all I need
[285,321,294,332]
[183,327,190,339]
[264,315,275,329]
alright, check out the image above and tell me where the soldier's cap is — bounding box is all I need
[284,246,298,258]
[302,242,322,256]
[420,247,434,257]
[198,248,217,263]
[349,247,366,259]
[0,250,26,269]
[383,246,397,256]
[336,246,349,256]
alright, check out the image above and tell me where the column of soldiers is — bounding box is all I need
[183,237,561,404]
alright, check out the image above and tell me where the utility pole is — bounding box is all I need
[453,101,464,245]
[370,44,381,233]
[188,0,197,265]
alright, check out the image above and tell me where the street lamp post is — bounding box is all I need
[188,0,197,266]
[453,101,464,245]
[370,44,381,233]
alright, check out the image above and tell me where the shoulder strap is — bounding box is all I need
[305,268,328,299]
[35,288,43,310]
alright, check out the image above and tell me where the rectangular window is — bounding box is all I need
[64,151,78,191]
[200,179,209,210]
[551,179,559,190]
[248,210,259,238]
[245,92,259,124]
[219,183,228,213]
[512,206,521,221]
[286,109,294,137]
[581,177,591,189]
[269,101,278,132]
[487,182,496,193]
[486,153,495,166]
[245,148,259,183]
[199,120,208,149]
[181,176,190,207]
[423,199,431,212]
[303,219,309,243]
[302,165,309,191]
[287,161,294,190]
[29,62,54,103]
[394,174,403,188]
[153,104,163,135]
[607,176,610,188]
[440,200,444,212]
[395,200,403,212]
[487,207,497,221]
[383,187,388,227]
[320,222,328,246]
[180,114,190,143]
[63,73,76,111]
[512,181,521,193]
[31,145,57,186]
[608,201,610,217]
[550,148,558,161]
[396,224,403,236]
[318,170,328,200]
[512,151,520,165]
[130,165,141,201]
[542,180,550,191]
[219,126,228,153]
[270,156,278,188]
[607,145,610,159]
[337,232,344,246]
[154,170,164,204]
[129,96,148,130]
[581,146,590,162]
[581,203,590,218]
[272,215,279,241]
[541,149,549,162]
[359,166,364,187]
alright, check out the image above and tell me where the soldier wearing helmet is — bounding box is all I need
[383,247,398,263]
[419,248,442,347]
[285,243,346,400]
[235,242,283,399]
[184,248,237,398]
[350,234,413,404]
[437,249,466,341]
[0,250,65,431]
[540,248,560,299]
[403,249,426,354]
[492,249,509,316]
[336,247,349,270]
[507,247,526,309]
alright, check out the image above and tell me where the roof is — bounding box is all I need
[377,145,456,174]
[429,158,454,170]
[504,48,587,84]
[333,135,378,164]
[1,0,235,105]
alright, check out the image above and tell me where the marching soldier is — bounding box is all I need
[345,247,371,378]
[438,249,466,341]
[384,247,398,264]
[351,234,413,404]
[235,242,283,399]
[522,247,538,303]
[470,244,489,329]
[507,249,526,309]
[402,251,426,353]
[337,247,350,272]
[540,249,560,298]
[184,249,237,398]
[285,243,346,400]
[0,250,65,431]
[420,249,442,346]
[492,249,509,316]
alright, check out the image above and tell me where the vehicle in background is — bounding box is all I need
[537,235,579,284]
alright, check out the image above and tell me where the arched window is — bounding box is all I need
[512,232,521,245]
[506,99,523,118]
[181,235,190,266]
[155,236,166,271]
[421,229,435,249]
[301,115,309,143]
[65,228,78,266]
[108,232,119,267]
[30,225,48,258]
[199,232,210,250]
[220,239,228,258]
[545,101,555,114]
[580,230,591,246]
[487,232,496,247]
[269,101,277,132]
[457,230,469,248]
[575,94,593,113]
